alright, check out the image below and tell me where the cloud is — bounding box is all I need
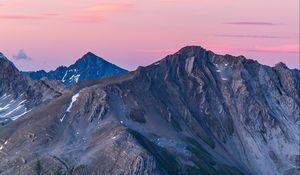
[226,21,281,26]
[247,44,300,53]
[73,3,132,23]
[85,3,132,12]
[161,0,207,2]
[204,44,300,53]
[0,13,58,20]
[143,49,177,54]
[161,0,232,3]
[144,44,299,55]
[73,14,105,23]
[216,34,293,39]
[13,49,31,60]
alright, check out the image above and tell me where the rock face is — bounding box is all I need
[0,46,299,175]
[0,53,67,123]
[22,52,127,86]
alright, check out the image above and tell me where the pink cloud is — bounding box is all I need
[0,13,58,20]
[204,44,300,54]
[72,3,132,23]
[144,44,299,55]
[216,34,292,39]
[161,0,232,3]
[73,14,105,23]
[226,21,281,26]
[85,3,132,12]
[161,0,207,2]
[143,49,177,54]
[249,44,300,53]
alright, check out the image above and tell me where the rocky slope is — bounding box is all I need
[0,46,299,175]
[0,53,67,125]
[22,52,127,86]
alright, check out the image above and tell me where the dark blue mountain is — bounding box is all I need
[22,52,127,86]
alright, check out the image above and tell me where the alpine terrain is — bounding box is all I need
[22,52,127,86]
[0,46,299,175]
[0,53,67,126]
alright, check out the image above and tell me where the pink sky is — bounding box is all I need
[0,0,299,71]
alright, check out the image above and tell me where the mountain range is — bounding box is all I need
[22,52,127,86]
[0,47,299,175]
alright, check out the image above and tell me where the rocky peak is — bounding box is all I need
[0,53,66,122]
[176,45,207,56]
[0,52,17,68]
[275,62,288,69]
[0,53,24,87]
[74,52,109,67]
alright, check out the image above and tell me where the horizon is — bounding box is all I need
[0,0,299,70]
[1,45,299,72]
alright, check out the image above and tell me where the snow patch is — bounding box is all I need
[60,114,66,122]
[62,72,68,83]
[66,93,80,112]
[154,61,160,65]
[0,94,10,101]
[73,74,80,83]
[18,100,26,105]
[2,105,24,118]
[11,109,32,120]
[69,74,75,83]
[0,104,10,111]
[60,93,80,122]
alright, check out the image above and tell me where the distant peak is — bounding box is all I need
[77,52,108,65]
[83,52,97,58]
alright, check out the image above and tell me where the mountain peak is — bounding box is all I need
[22,52,128,86]
[0,52,8,60]
[275,62,288,69]
[0,52,17,68]
[176,45,207,55]
[84,51,97,57]
[76,52,107,65]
